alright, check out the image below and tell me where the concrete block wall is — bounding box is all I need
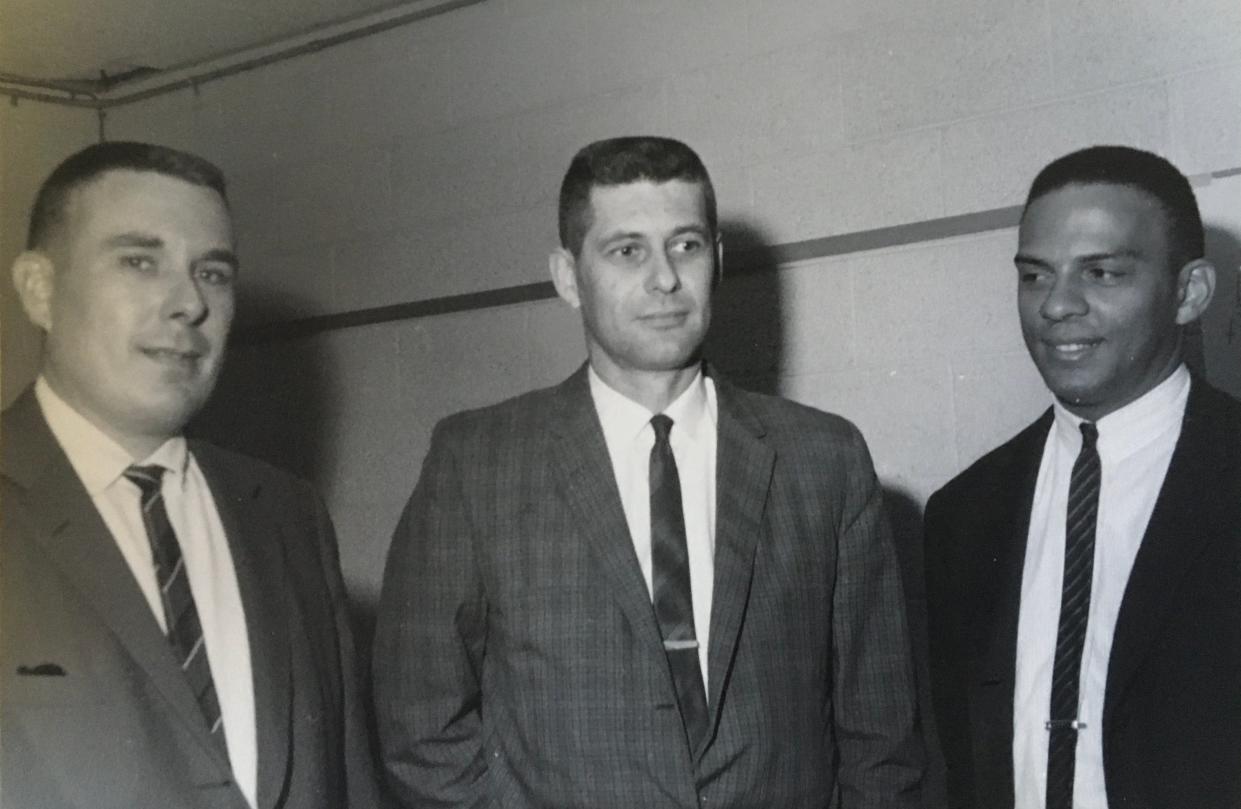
[3,0,1240,607]
[0,103,97,399]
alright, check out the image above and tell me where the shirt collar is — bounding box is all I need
[1051,364,1191,462]
[588,365,714,447]
[35,376,190,496]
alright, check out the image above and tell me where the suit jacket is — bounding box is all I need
[924,378,1241,809]
[0,388,379,809]
[372,365,923,809]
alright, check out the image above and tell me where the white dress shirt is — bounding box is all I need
[1013,365,1190,809]
[36,378,258,809]
[588,366,718,688]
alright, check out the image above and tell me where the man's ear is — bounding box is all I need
[713,234,724,288]
[11,251,55,332]
[549,247,581,310]
[1174,258,1216,326]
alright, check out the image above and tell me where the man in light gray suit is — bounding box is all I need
[373,136,924,808]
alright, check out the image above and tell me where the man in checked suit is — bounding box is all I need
[373,136,924,808]
[925,145,1241,809]
[1,142,378,808]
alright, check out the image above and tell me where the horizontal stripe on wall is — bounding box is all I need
[235,205,1025,345]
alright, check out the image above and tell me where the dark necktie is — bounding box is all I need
[649,414,709,753]
[1045,422,1100,809]
[125,465,227,756]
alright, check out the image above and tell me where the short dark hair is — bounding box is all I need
[1023,145,1204,270]
[557,136,717,257]
[26,141,228,250]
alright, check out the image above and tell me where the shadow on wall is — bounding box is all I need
[189,287,336,486]
[1200,224,1241,399]
[705,217,784,394]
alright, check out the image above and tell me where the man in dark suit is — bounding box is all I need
[925,145,1241,809]
[373,136,923,808]
[1,142,378,809]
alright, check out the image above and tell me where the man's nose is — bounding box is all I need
[163,272,209,324]
[1040,273,1088,321]
[647,250,681,293]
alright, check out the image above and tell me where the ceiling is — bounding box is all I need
[0,0,465,94]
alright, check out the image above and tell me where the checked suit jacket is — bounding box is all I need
[924,378,1241,809]
[373,365,924,809]
[0,388,380,809]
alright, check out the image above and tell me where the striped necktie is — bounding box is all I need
[649,414,709,754]
[125,464,228,757]
[1045,422,1100,809]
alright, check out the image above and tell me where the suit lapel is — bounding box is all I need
[1104,381,1227,719]
[976,415,1048,687]
[546,368,667,658]
[0,391,229,770]
[546,368,775,760]
[703,377,773,751]
[194,444,292,809]
[969,411,1049,806]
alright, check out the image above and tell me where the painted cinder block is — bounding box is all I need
[940,82,1171,214]
[525,298,588,389]
[848,245,955,371]
[779,257,856,375]
[1045,0,1241,97]
[577,2,753,97]
[1,102,99,403]
[751,130,945,244]
[664,41,843,170]
[948,350,1049,474]
[1170,61,1241,177]
[779,360,960,491]
[446,3,594,126]
[840,0,1055,143]
[937,229,1027,358]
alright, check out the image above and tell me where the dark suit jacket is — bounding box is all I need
[373,365,923,809]
[924,378,1241,809]
[0,388,379,809]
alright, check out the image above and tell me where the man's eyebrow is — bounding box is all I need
[104,232,164,249]
[1075,249,1141,262]
[198,248,240,270]
[1014,249,1141,266]
[598,230,647,244]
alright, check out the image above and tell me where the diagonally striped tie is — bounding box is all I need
[649,414,709,755]
[125,464,228,759]
[1045,422,1100,809]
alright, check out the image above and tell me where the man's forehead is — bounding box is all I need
[586,179,709,225]
[64,169,232,239]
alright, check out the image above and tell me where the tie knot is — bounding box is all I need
[1079,422,1098,448]
[124,464,166,497]
[651,414,674,443]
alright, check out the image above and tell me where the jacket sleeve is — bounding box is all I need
[830,423,925,808]
[372,420,489,808]
[923,486,983,809]
[305,485,385,809]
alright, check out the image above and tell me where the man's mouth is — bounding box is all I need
[1044,339,1102,358]
[140,347,204,365]
[641,311,689,326]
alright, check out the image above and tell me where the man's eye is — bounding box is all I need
[673,238,703,254]
[1016,268,1046,284]
[121,255,156,271]
[1086,266,1121,282]
[196,265,236,286]
[612,244,643,260]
